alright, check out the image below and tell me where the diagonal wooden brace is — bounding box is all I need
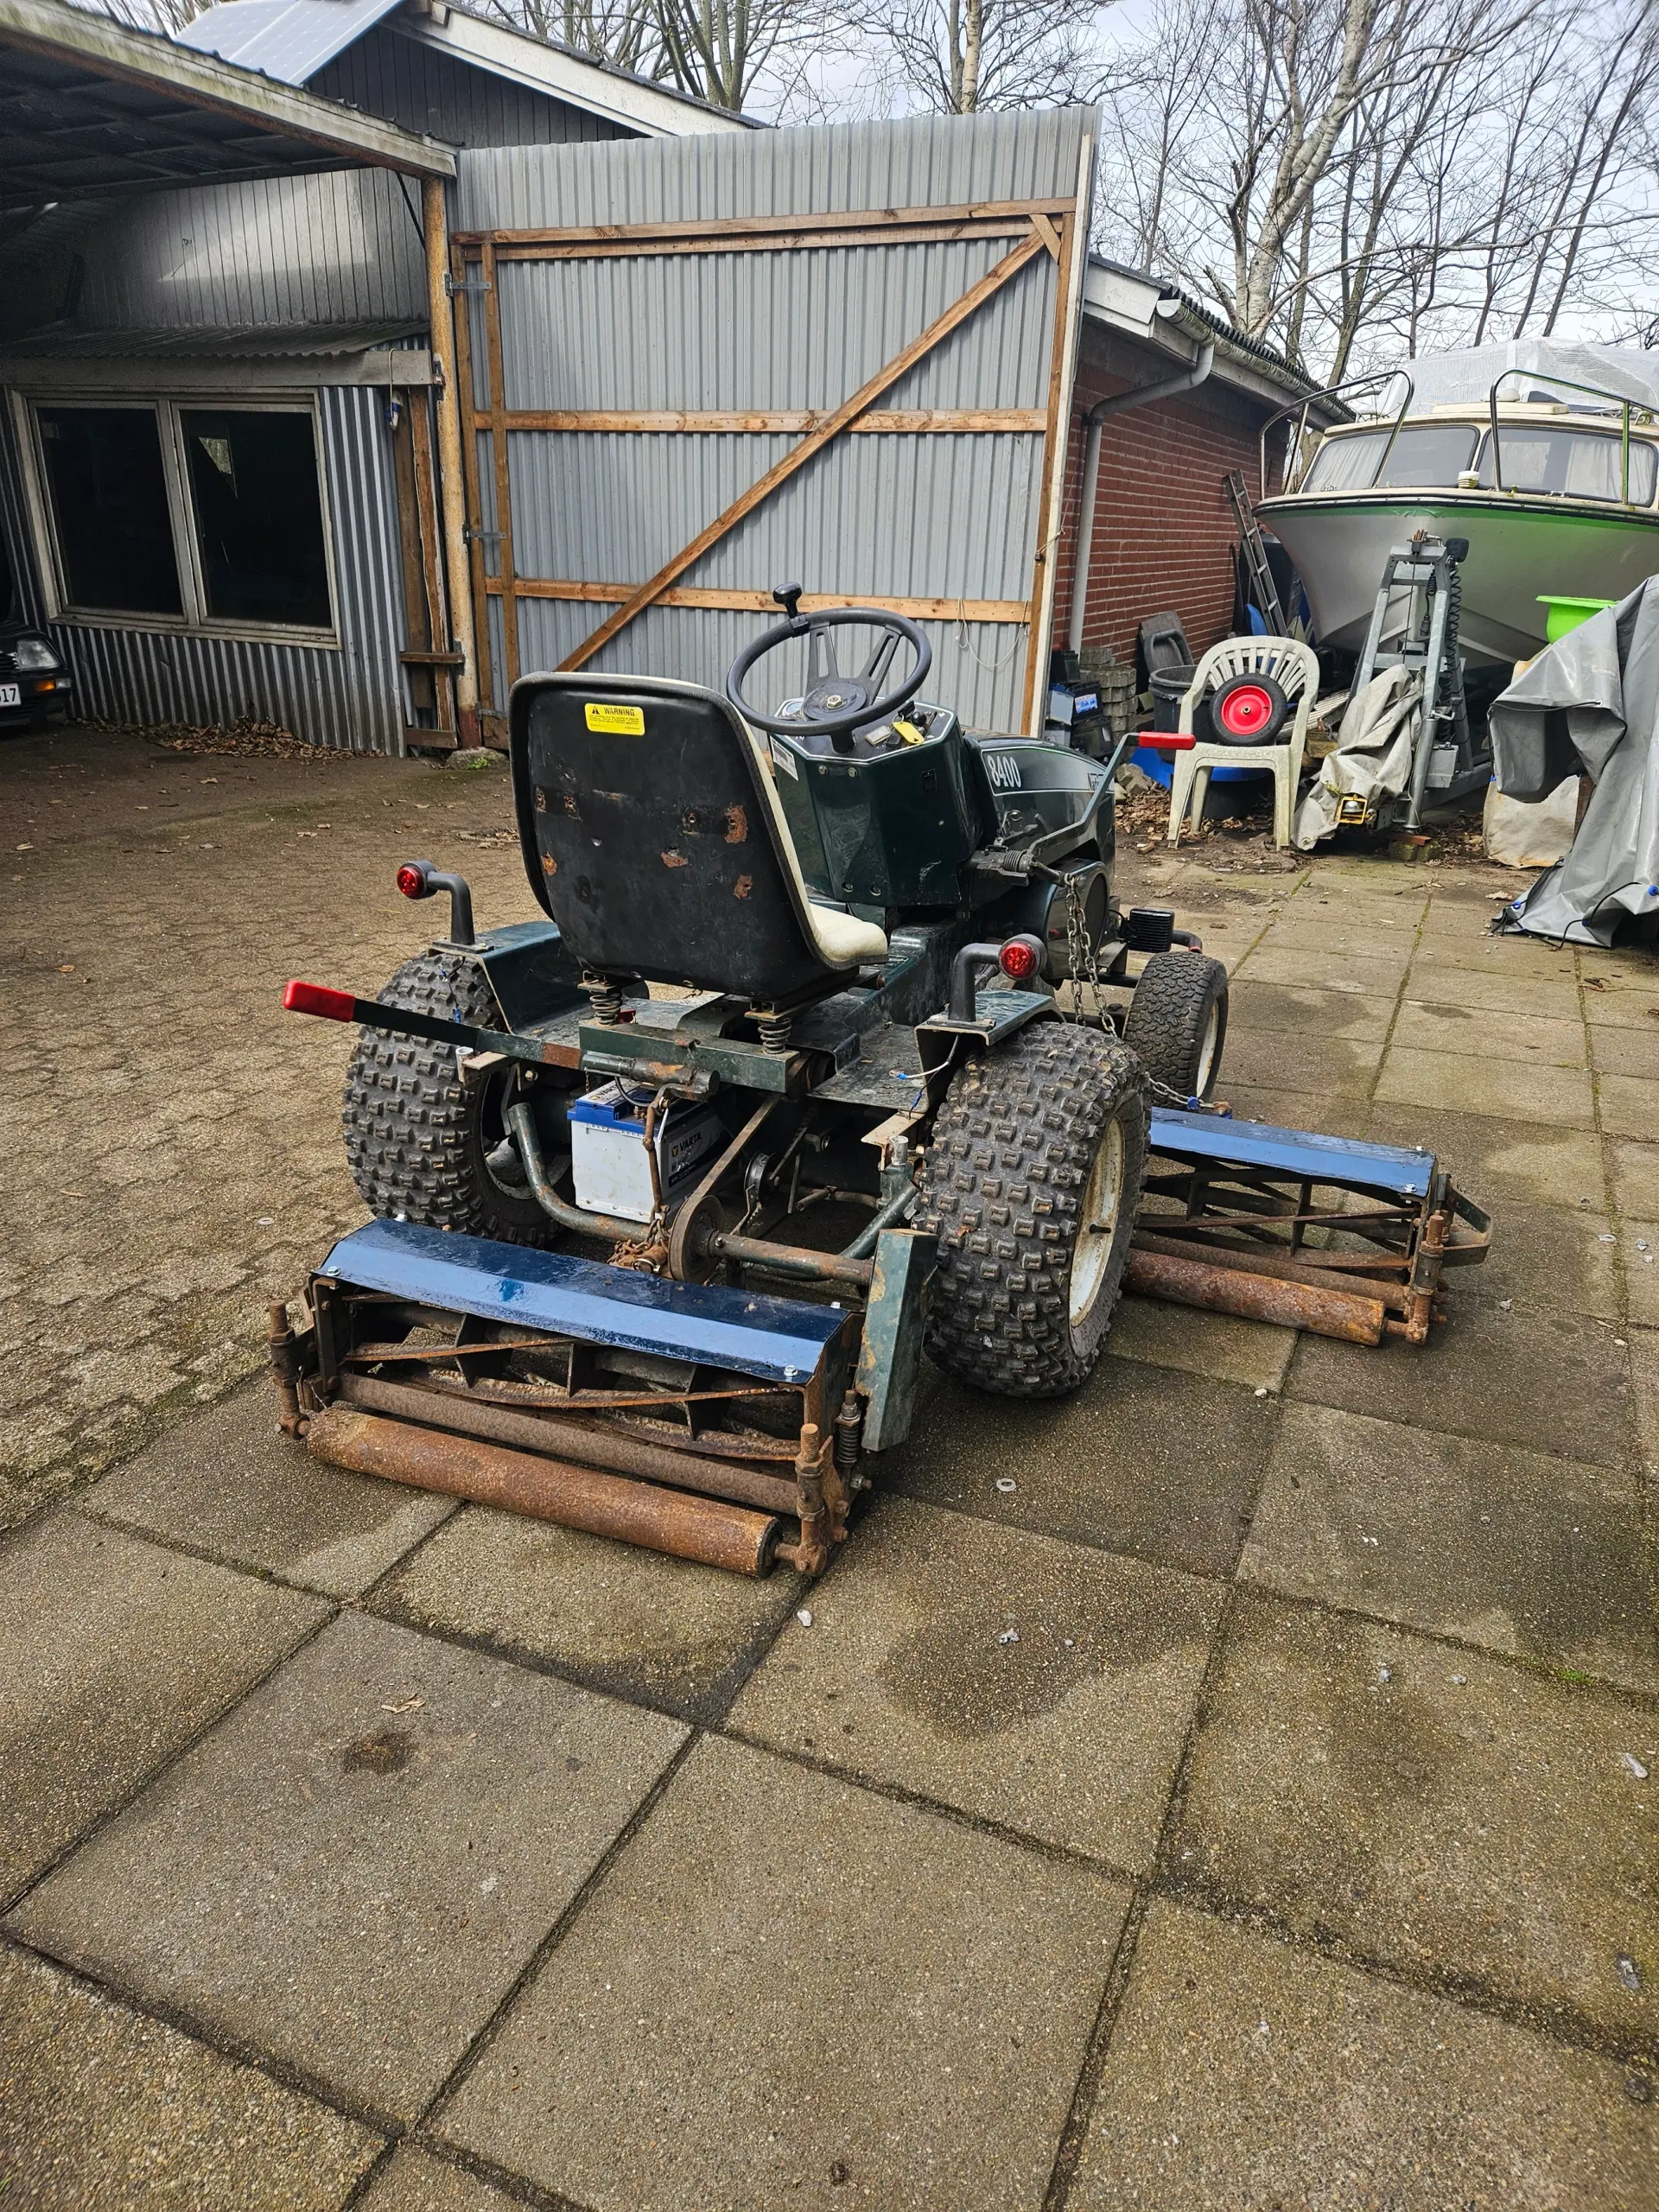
[557,226,1049,673]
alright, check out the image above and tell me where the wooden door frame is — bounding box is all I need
[450,191,1089,737]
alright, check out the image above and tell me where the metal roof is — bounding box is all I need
[177,0,409,86]
[0,317,426,358]
[179,0,755,132]
[0,0,454,217]
[1084,253,1333,412]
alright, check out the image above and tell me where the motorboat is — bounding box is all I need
[1256,340,1659,671]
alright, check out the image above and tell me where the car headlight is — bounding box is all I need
[12,637,60,674]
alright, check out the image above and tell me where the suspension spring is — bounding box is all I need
[585,975,625,1026]
[755,1008,792,1054]
[834,1389,866,1489]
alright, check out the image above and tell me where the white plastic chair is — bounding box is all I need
[1166,635,1320,849]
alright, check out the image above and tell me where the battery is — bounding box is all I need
[568,1082,722,1223]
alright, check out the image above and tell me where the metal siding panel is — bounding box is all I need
[462,111,1088,730]
[310,27,629,149]
[0,404,48,627]
[11,389,405,753]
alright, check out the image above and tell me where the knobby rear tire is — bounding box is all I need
[341,948,551,1246]
[916,1021,1149,1398]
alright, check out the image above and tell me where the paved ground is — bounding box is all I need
[1,721,1655,2208]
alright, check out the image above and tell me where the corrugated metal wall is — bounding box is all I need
[0,386,409,752]
[310,26,629,149]
[455,110,1094,733]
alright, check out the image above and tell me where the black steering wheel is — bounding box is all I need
[726,583,931,751]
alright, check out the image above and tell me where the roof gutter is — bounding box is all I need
[1067,341,1213,655]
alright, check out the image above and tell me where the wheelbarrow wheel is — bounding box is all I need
[342,949,551,1245]
[918,1023,1149,1398]
[1122,950,1229,1103]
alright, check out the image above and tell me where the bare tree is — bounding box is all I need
[1095,0,1659,374]
[480,0,658,73]
[830,0,1117,115]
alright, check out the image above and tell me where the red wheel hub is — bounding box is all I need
[1217,682,1274,737]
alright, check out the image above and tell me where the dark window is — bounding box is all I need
[181,408,332,626]
[37,405,183,615]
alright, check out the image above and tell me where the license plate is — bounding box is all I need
[0,684,18,709]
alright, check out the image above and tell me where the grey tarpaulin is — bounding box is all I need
[1491,575,1659,944]
[1293,664,1422,849]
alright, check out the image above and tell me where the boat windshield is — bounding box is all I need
[1302,423,1478,492]
[1476,424,1657,505]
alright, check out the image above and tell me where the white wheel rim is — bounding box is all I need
[1193,1002,1221,1097]
[1069,1118,1126,1330]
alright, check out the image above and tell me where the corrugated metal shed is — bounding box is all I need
[454,109,1094,734]
[0,320,425,359]
[176,0,405,85]
[0,385,410,750]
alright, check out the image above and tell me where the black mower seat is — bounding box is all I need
[510,672,887,1003]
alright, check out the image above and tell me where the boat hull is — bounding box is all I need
[1256,491,1659,668]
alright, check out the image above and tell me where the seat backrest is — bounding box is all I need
[510,671,856,1002]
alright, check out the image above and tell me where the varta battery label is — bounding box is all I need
[584,702,645,734]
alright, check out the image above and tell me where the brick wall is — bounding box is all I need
[1052,328,1285,674]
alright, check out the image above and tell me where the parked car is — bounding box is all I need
[0,537,73,729]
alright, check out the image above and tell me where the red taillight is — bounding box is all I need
[999,937,1040,982]
[396,863,427,899]
[283,979,356,1022]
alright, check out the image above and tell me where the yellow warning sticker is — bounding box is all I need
[584,702,645,734]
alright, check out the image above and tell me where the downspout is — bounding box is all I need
[1067,340,1214,654]
[423,176,480,747]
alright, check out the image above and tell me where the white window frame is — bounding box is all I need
[11,388,342,648]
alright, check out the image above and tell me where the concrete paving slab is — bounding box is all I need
[1629,1326,1659,1471]
[890,1357,1275,1578]
[728,1497,1221,1867]
[1375,1044,1596,1128]
[372,1503,805,1724]
[437,1735,1129,2212]
[358,2147,523,2210]
[1456,1200,1620,1320]
[0,1941,382,2209]
[1218,1026,1384,1096]
[1619,1223,1659,1329]
[0,1513,327,1901]
[1236,945,1409,997]
[1171,1593,1659,2044]
[1288,1298,1633,1469]
[1069,1901,1657,2211]
[1585,989,1659,1031]
[1103,1294,1295,1391]
[1590,1020,1659,1077]
[1610,1138,1659,1219]
[1404,962,1584,1019]
[1222,981,1396,1040]
[10,1610,688,2121]
[1364,1098,1606,1209]
[85,1382,456,1599]
[1594,1071,1659,1142]
[1391,997,1587,1067]
[1416,933,1580,978]
[1242,1403,1656,1689]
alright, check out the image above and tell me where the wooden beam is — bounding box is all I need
[558,231,1047,673]
[1022,203,1084,734]
[448,236,494,715]
[1029,211,1063,263]
[406,386,454,734]
[495,581,1031,623]
[499,408,1048,435]
[425,179,477,743]
[487,220,1035,263]
[480,238,520,691]
[453,198,1076,249]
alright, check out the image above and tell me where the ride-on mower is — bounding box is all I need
[274,590,1490,1576]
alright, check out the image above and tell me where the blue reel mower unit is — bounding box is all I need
[271,589,1491,1576]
